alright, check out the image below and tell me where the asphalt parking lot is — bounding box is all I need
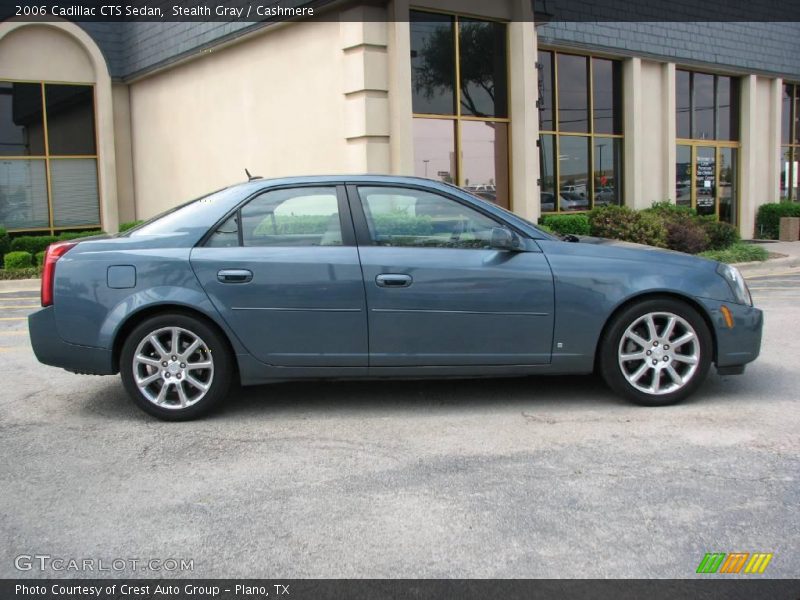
[1,272,798,579]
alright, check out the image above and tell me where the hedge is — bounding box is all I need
[0,226,10,258]
[35,250,46,267]
[538,213,590,236]
[755,202,800,239]
[119,220,144,232]
[588,205,668,248]
[10,230,102,255]
[4,251,33,270]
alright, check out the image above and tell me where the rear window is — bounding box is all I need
[125,187,237,237]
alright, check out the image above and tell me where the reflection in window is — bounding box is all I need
[558,136,589,212]
[676,70,740,141]
[458,18,507,118]
[0,82,45,156]
[557,53,588,133]
[781,83,800,200]
[0,80,100,232]
[240,187,341,247]
[410,13,455,115]
[357,186,499,249]
[538,50,554,131]
[719,148,737,225]
[676,145,692,208]
[410,11,510,209]
[413,118,455,183]
[539,51,623,213]
[460,121,509,207]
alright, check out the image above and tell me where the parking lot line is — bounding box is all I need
[0,305,39,310]
[0,330,28,335]
[746,270,800,280]
[0,317,26,321]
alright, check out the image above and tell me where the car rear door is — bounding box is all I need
[347,183,555,367]
[190,184,368,367]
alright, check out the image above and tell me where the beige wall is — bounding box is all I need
[129,19,352,218]
[636,60,669,209]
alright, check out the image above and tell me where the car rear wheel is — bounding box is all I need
[120,313,233,420]
[599,298,712,406]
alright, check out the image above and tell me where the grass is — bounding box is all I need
[0,267,42,280]
[699,242,769,264]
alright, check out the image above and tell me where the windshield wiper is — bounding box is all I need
[560,234,580,243]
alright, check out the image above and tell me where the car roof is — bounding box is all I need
[232,174,453,189]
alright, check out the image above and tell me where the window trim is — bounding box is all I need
[0,79,101,234]
[410,8,513,210]
[200,183,356,248]
[781,82,800,200]
[344,182,529,250]
[537,47,624,215]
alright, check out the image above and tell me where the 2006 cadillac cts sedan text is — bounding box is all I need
[28,176,763,420]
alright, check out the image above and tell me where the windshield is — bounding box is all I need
[455,186,559,240]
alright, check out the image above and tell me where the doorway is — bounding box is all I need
[676,143,738,225]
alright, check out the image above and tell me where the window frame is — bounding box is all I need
[201,184,356,248]
[345,182,528,250]
[410,8,512,210]
[537,47,624,215]
[781,82,800,200]
[0,79,101,234]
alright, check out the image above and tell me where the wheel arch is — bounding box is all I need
[111,304,239,378]
[593,291,718,372]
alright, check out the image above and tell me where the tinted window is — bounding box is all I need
[0,82,45,156]
[44,84,96,155]
[693,73,714,140]
[413,117,455,183]
[557,54,588,133]
[130,187,237,237]
[458,18,507,118]
[592,58,622,134]
[538,50,554,131]
[357,186,499,249]
[240,187,341,247]
[460,120,509,209]
[558,135,589,210]
[410,12,455,115]
[676,70,691,139]
[539,134,556,212]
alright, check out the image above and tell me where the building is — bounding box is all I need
[1,1,799,239]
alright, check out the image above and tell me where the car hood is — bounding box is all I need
[539,235,719,272]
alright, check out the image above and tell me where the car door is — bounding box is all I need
[347,183,555,367]
[190,184,368,367]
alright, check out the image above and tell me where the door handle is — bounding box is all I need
[376,274,412,288]
[217,269,253,283]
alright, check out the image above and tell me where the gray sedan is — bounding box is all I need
[29,175,762,420]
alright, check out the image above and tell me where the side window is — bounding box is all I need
[207,186,342,247]
[357,186,500,249]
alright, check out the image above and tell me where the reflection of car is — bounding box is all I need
[29,175,762,420]
[559,191,590,211]
[594,187,616,206]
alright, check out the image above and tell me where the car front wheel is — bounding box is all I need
[600,298,713,406]
[120,313,233,420]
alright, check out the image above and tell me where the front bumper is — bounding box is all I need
[28,306,116,375]
[698,297,763,371]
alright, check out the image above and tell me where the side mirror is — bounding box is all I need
[490,227,521,251]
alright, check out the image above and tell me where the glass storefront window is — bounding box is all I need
[676,70,691,140]
[719,148,737,225]
[695,147,716,217]
[0,80,100,233]
[781,84,800,200]
[410,11,510,209]
[539,50,623,213]
[676,145,692,208]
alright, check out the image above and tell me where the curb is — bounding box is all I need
[0,278,40,293]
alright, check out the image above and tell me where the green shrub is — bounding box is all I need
[643,200,697,218]
[0,267,41,280]
[119,220,144,232]
[539,214,591,236]
[58,230,101,241]
[755,201,800,239]
[701,218,740,251]
[588,205,668,248]
[373,212,434,236]
[664,215,709,254]
[4,251,33,270]
[0,225,10,258]
[10,235,59,255]
[35,250,46,267]
[699,243,769,264]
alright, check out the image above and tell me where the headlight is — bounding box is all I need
[716,263,752,306]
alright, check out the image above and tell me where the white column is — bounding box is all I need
[386,0,414,175]
[739,74,758,239]
[508,0,538,220]
[623,57,644,208]
[662,63,676,203]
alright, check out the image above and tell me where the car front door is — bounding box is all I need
[347,184,555,367]
[190,184,368,367]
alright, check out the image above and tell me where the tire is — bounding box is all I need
[599,297,713,406]
[120,312,234,420]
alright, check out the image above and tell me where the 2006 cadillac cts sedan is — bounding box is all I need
[28,175,763,420]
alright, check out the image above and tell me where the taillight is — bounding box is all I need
[41,241,78,307]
